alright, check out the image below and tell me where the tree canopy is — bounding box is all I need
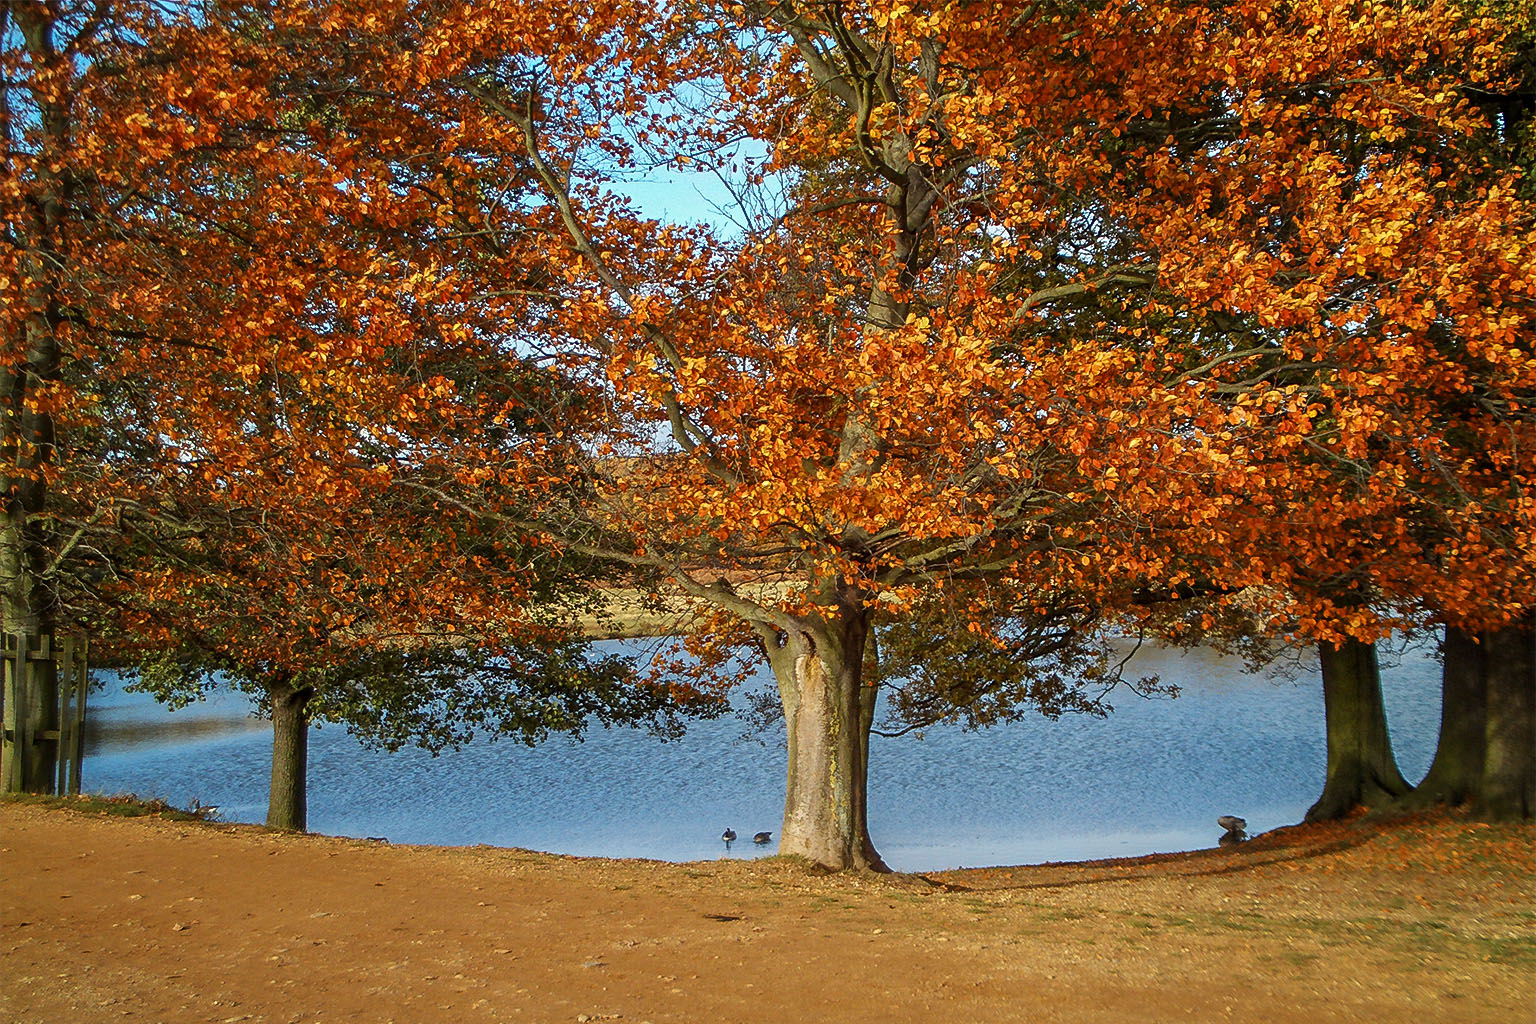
[4,0,1532,855]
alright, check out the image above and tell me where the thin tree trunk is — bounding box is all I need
[267,681,315,831]
[1399,626,1487,809]
[859,629,879,821]
[759,591,887,871]
[1481,614,1535,821]
[1306,637,1411,821]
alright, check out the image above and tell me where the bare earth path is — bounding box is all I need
[2,801,1532,1023]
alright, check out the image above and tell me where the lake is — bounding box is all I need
[78,638,1443,872]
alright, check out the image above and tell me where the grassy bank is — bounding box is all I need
[2,791,216,821]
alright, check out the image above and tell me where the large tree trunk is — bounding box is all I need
[1305,637,1411,821]
[266,681,315,831]
[758,589,887,871]
[1399,626,1487,809]
[1480,614,1535,821]
[0,5,68,794]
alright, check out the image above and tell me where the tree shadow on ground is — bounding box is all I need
[912,811,1414,893]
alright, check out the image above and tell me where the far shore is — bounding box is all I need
[574,586,695,639]
[573,582,795,639]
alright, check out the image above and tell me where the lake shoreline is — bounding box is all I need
[78,638,1446,870]
[4,799,1532,1022]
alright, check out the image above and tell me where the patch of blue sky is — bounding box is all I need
[605,136,777,238]
[610,166,735,230]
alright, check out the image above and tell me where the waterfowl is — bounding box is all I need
[721,828,737,843]
[753,831,772,844]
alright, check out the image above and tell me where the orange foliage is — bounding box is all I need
[7,0,1531,683]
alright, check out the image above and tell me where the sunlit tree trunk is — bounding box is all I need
[1481,614,1535,821]
[266,679,315,831]
[1305,636,1410,821]
[758,588,887,871]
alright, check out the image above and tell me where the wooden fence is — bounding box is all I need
[0,633,89,794]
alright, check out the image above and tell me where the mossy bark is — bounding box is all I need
[758,590,887,871]
[1305,637,1410,822]
[1480,614,1535,821]
[266,681,315,832]
[1398,626,1487,809]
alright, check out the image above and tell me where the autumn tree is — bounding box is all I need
[4,1,720,811]
[97,439,690,831]
[1388,0,1536,821]
[106,497,672,832]
[2,0,298,789]
[950,0,1535,819]
[2,0,82,791]
[276,0,1295,871]
[1133,4,1536,820]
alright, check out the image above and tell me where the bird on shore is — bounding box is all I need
[721,828,737,844]
[753,831,772,845]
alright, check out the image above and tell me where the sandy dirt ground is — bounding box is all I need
[2,801,1532,1023]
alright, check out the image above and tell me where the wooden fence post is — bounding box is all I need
[1,634,21,792]
[1,632,87,795]
[68,637,86,795]
[58,636,74,795]
[15,632,33,791]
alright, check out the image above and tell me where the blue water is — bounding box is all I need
[79,638,1442,872]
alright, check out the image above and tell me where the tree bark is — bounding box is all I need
[1305,637,1411,821]
[1480,613,1535,821]
[758,588,887,871]
[266,681,315,831]
[1398,626,1487,809]
[0,4,68,794]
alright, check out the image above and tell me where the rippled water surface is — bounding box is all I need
[80,639,1442,871]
